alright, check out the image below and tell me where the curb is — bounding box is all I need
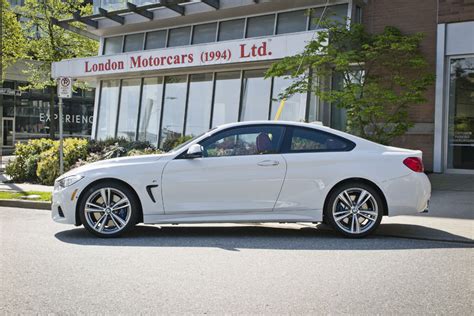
[0,199,51,210]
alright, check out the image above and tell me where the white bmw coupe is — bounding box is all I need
[52,121,430,238]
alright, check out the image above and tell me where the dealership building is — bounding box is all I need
[49,0,473,173]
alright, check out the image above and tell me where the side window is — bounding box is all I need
[201,126,284,157]
[288,127,354,152]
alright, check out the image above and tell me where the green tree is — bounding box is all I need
[19,0,98,138]
[266,20,435,145]
[1,0,28,81]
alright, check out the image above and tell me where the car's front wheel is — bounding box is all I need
[324,182,384,238]
[78,181,139,238]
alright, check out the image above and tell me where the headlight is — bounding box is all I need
[54,175,84,190]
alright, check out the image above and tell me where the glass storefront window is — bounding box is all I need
[240,69,272,121]
[218,19,245,41]
[212,71,241,127]
[96,80,120,140]
[276,10,307,34]
[310,4,348,30]
[103,36,123,55]
[192,23,217,44]
[185,73,213,137]
[138,77,163,145]
[270,76,307,121]
[160,75,188,147]
[145,30,167,50]
[246,15,275,38]
[330,73,347,131]
[447,57,474,170]
[117,79,141,140]
[167,27,191,47]
[123,33,144,52]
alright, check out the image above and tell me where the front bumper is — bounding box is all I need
[51,185,81,225]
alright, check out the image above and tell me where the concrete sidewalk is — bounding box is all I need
[378,173,473,242]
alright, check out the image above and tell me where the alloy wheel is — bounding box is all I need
[331,188,379,235]
[84,188,132,235]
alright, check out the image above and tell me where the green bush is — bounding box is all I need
[5,138,55,183]
[36,138,88,185]
[162,135,193,152]
[87,138,152,154]
[6,137,165,185]
[127,148,163,156]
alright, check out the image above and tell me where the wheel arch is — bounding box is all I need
[75,178,144,226]
[323,177,389,217]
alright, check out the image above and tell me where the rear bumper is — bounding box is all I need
[381,172,431,216]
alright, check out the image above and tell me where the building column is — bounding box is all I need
[433,23,446,173]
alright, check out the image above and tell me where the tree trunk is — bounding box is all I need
[49,85,56,139]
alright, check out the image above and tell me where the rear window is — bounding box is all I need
[285,127,355,153]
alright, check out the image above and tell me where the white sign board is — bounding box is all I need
[57,77,72,98]
[52,32,317,79]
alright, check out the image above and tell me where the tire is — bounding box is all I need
[78,181,139,238]
[324,182,384,238]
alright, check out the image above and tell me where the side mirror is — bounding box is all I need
[185,144,203,159]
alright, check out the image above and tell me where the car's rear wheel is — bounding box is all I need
[79,182,139,238]
[324,182,384,238]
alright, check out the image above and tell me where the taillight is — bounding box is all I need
[403,157,424,172]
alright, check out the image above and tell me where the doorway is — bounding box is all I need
[2,118,15,147]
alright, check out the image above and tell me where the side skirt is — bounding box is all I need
[143,209,323,225]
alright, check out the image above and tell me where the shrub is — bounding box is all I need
[162,135,193,152]
[127,148,163,156]
[36,138,88,185]
[87,138,152,154]
[5,138,55,183]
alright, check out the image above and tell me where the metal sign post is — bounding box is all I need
[57,77,73,175]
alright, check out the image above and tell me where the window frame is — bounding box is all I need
[281,126,356,154]
[178,124,287,159]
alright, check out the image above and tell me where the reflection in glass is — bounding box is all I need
[212,71,241,127]
[103,36,123,55]
[246,15,275,38]
[117,79,141,140]
[241,70,271,121]
[192,23,217,44]
[310,4,348,30]
[448,57,474,170]
[160,75,187,147]
[168,27,191,47]
[145,30,167,50]
[277,10,307,34]
[185,73,213,137]
[270,76,307,122]
[138,77,163,145]
[330,73,347,131]
[96,80,120,140]
[124,33,144,52]
[218,19,245,41]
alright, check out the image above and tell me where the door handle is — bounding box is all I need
[257,160,280,167]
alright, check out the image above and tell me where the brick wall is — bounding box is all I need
[438,0,474,23]
[362,0,437,170]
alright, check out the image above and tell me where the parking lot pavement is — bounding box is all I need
[1,207,473,315]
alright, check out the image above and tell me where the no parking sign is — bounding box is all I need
[57,77,72,98]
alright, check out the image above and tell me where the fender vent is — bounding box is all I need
[146,185,159,203]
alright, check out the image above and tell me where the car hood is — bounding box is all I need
[59,153,171,179]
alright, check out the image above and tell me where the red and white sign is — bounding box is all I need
[52,32,315,79]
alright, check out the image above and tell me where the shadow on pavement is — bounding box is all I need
[55,223,473,251]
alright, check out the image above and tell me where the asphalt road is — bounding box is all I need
[1,207,473,315]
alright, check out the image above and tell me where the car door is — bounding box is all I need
[275,126,356,215]
[161,125,287,214]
